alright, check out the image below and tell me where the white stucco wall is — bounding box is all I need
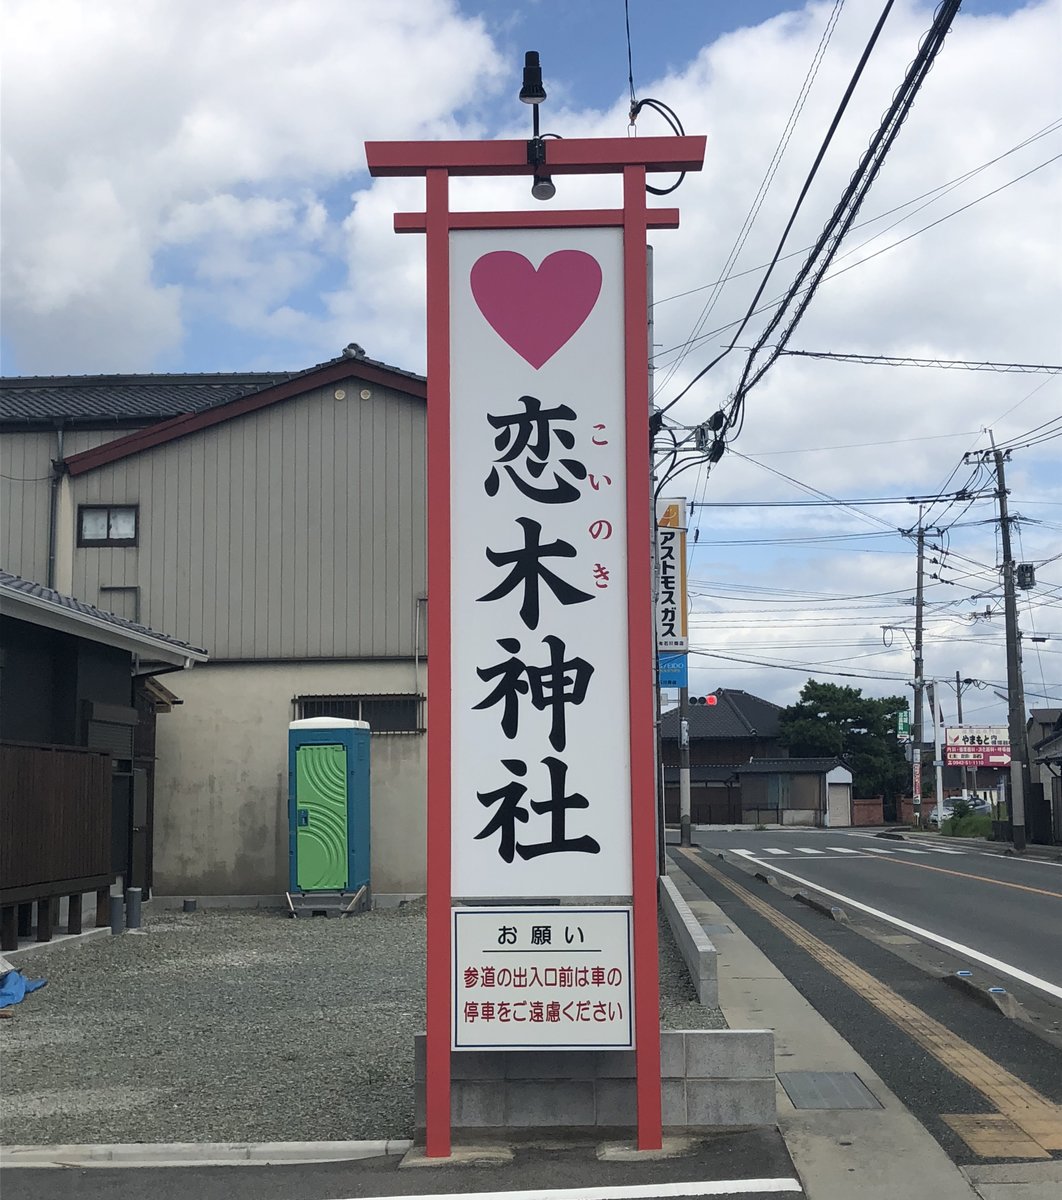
[153,660,425,899]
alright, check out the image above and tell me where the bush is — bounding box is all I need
[940,813,992,839]
[950,796,975,820]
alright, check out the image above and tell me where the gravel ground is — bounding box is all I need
[1,903,722,1145]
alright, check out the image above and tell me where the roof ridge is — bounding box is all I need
[0,371,296,386]
[721,689,758,736]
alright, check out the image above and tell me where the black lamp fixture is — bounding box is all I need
[521,51,555,202]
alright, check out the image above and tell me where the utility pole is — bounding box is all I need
[928,680,945,827]
[648,246,667,875]
[955,669,967,800]
[990,437,1029,851]
[912,514,925,821]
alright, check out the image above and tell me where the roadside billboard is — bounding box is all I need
[944,726,1011,767]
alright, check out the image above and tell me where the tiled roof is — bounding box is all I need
[661,688,783,741]
[734,757,846,775]
[0,373,296,423]
[0,348,426,426]
[663,757,846,783]
[0,569,206,657]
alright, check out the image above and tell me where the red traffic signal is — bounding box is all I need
[690,695,718,705]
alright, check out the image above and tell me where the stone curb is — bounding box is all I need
[793,890,849,923]
[659,875,718,1006]
[941,972,1026,1020]
[0,1139,413,1169]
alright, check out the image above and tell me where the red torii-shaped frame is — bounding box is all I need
[366,133,707,1157]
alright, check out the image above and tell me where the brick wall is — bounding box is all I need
[851,798,883,826]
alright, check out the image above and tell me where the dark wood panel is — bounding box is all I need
[0,742,112,897]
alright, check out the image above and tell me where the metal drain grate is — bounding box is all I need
[777,1071,882,1110]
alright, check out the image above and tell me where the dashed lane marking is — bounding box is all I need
[677,847,1062,1154]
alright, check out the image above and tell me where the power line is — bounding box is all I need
[655,0,897,420]
[728,1,966,429]
[652,116,1062,310]
[774,351,1062,373]
[656,0,847,398]
[652,153,1061,371]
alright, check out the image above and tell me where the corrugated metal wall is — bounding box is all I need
[0,431,53,584]
[68,380,427,660]
[0,429,142,587]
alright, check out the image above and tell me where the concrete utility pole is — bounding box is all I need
[912,515,926,819]
[679,687,691,846]
[991,439,1029,851]
[929,680,945,827]
[955,669,967,800]
[648,246,667,875]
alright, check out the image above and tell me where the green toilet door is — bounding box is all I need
[295,743,349,890]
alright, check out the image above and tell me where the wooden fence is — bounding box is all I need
[0,742,113,947]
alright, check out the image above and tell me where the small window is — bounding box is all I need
[78,505,138,547]
[294,694,424,734]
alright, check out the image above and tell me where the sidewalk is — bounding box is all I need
[667,858,1062,1200]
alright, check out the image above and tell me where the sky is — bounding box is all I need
[2,0,1060,727]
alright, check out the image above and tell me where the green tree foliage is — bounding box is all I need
[779,681,909,801]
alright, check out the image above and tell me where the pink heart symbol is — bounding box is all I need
[470,250,603,369]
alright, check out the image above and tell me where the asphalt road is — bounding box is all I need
[691,827,1062,1003]
[674,844,1062,1169]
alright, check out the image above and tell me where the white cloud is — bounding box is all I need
[1,0,503,370]
[2,0,1059,713]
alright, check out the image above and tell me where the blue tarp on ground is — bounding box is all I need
[0,969,47,1007]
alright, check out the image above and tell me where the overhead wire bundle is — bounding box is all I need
[657,0,966,497]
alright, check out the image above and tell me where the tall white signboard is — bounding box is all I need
[449,229,633,901]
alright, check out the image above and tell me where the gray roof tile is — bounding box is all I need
[0,569,206,655]
[0,373,296,423]
[661,688,783,741]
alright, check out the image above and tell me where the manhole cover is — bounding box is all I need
[777,1071,882,1110]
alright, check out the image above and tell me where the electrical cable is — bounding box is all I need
[657,0,846,398]
[652,152,1059,373]
[656,0,896,420]
[652,116,1062,311]
[729,1,965,427]
[774,351,1062,373]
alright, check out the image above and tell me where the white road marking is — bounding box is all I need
[794,848,824,855]
[344,1180,805,1200]
[864,848,895,854]
[763,848,789,856]
[826,847,861,854]
[921,847,965,855]
[892,848,929,855]
[739,860,1062,1003]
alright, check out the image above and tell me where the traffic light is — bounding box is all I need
[689,695,718,706]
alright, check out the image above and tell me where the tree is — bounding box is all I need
[779,681,909,802]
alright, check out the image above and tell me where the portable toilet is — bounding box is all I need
[288,717,370,897]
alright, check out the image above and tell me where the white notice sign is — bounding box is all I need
[453,906,633,1050]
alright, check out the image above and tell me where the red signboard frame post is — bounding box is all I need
[367,134,706,1158]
